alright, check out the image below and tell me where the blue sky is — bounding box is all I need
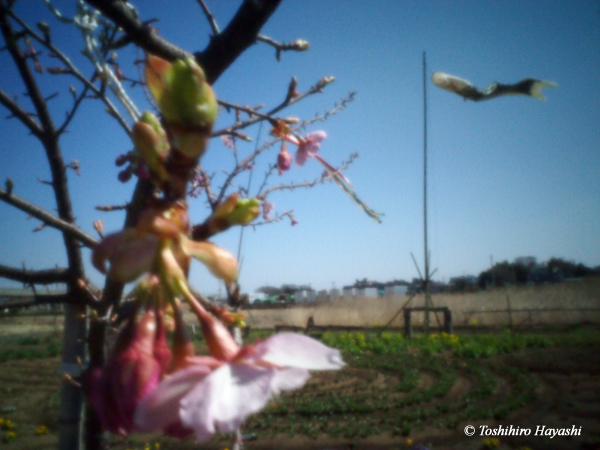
[1,0,599,296]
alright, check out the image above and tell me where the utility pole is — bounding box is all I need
[422,51,432,333]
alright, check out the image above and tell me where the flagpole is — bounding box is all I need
[422,51,431,333]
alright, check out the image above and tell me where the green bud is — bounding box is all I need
[227,197,260,226]
[157,58,217,127]
[132,111,169,181]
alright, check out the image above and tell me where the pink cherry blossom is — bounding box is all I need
[295,130,327,166]
[262,200,274,220]
[135,332,344,443]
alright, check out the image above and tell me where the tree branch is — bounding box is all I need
[84,0,283,84]
[0,263,71,284]
[196,0,220,36]
[0,86,43,137]
[212,76,336,138]
[1,1,87,279]
[0,188,98,248]
[83,0,190,61]
[8,9,132,135]
[195,0,283,84]
[1,293,97,310]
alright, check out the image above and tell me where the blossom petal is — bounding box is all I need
[254,333,345,370]
[92,229,158,282]
[135,365,211,432]
[270,367,310,395]
[180,237,238,283]
[180,364,274,442]
[305,130,327,146]
[295,145,311,166]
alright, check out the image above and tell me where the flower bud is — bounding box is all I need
[316,76,335,89]
[227,197,260,226]
[291,39,310,51]
[86,311,162,435]
[145,54,217,127]
[187,298,239,362]
[277,144,292,175]
[132,112,169,182]
[212,194,260,227]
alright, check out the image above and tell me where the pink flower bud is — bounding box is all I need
[277,143,293,175]
[118,169,132,183]
[86,311,163,435]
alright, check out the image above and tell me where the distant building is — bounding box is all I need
[384,284,408,296]
[294,288,316,303]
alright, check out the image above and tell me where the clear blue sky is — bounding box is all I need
[1,1,599,296]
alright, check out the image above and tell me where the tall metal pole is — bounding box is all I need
[423,51,431,333]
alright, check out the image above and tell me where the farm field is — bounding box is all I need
[1,326,599,450]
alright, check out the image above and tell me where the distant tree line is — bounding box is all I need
[477,257,599,290]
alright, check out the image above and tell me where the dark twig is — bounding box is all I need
[0,188,98,248]
[95,203,129,212]
[256,34,309,61]
[213,77,337,138]
[8,9,131,134]
[196,0,220,36]
[0,263,71,285]
[0,86,43,137]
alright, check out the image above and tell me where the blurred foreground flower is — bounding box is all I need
[135,287,343,442]
[136,309,344,443]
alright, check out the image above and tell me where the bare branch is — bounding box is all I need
[0,86,43,137]
[251,209,296,227]
[256,34,309,61]
[195,0,283,83]
[84,0,283,84]
[95,203,129,212]
[261,153,359,197]
[8,9,131,134]
[212,77,337,138]
[83,0,190,60]
[0,263,70,284]
[57,84,90,135]
[1,2,88,281]
[196,0,220,36]
[0,188,98,248]
[1,292,98,309]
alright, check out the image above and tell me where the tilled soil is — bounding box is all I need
[1,343,599,450]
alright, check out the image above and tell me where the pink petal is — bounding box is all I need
[295,146,311,166]
[92,229,158,282]
[180,237,238,283]
[305,130,327,145]
[254,333,345,370]
[180,364,274,442]
[270,367,310,395]
[134,365,211,432]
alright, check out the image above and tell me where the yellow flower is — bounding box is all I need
[405,438,413,445]
[483,437,501,448]
[6,430,17,440]
[35,425,49,436]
